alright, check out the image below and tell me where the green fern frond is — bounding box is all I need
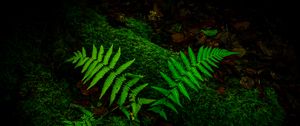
[181,76,198,91]
[138,98,156,105]
[91,45,97,59]
[160,72,176,88]
[89,66,111,89]
[120,106,131,120]
[150,46,238,119]
[177,82,190,100]
[66,44,139,102]
[82,47,87,57]
[103,44,113,65]
[115,59,135,74]
[188,47,197,65]
[109,47,121,69]
[67,44,238,122]
[110,75,127,106]
[151,86,169,97]
[67,44,152,122]
[97,45,104,62]
[73,48,88,68]
[83,62,104,83]
[196,63,211,77]
[185,71,200,88]
[118,76,141,106]
[149,88,178,113]
[81,58,94,73]
[130,83,148,101]
[118,77,150,122]
[167,61,180,79]
[151,99,178,114]
[170,58,185,75]
[131,102,141,121]
[151,86,182,107]
[180,51,191,69]
[169,88,182,107]
[148,106,168,120]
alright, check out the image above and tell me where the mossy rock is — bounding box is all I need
[172,87,284,126]
[63,6,285,126]
[64,6,179,93]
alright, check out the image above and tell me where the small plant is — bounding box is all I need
[201,28,218,37]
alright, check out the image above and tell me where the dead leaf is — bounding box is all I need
[240,76,255,89]
[233,21,250,31]
[217,86,226,95]
[196,33,207,44]
[171,32,185,43]
[244,68,257,76]
[93,106,108,116]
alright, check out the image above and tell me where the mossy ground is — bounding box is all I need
[1,3,285,126]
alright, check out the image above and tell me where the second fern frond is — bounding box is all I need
[149,46,238,120]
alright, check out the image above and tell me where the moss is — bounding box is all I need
[98,116,131,126]
[19,65,72,125]
[172,87,284,126]
[64,6,285,125]
[125,17,153,39]
[65,6,178,93]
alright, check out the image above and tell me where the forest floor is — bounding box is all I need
[2,0,299,125]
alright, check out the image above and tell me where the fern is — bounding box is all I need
[149,46,238,120]
[66,44,154,122]
[66,44,134,97]
[116,74,155,122]
[66,45,238,122]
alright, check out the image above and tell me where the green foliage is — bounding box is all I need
[62,104,131,126]
[67,45,238,121]
[66,45,155,122]
[20,64,71,126]
[174,88,284,126]
[64,8,284,125]
[201,28,218,37]
[65,6,177,89]
[62,104,97,126]
[99,116,130,126]
[125,18,153,39]
[149,46,239,120]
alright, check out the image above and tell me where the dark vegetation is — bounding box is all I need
[1,0,299,125]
